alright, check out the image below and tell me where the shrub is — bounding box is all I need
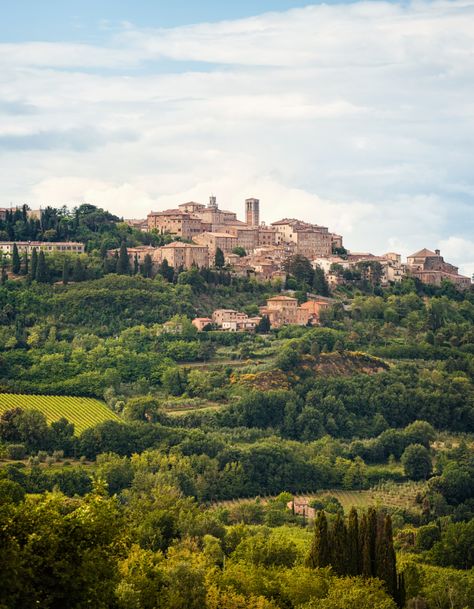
[7,444,26,460]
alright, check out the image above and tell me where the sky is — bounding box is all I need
[1,0,473,276]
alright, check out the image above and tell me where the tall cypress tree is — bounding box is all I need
[11,243,21,274]
[331,513,348,575]
[35,251,48,283]
[62,259,70,285]
[117,242,130,275]
[347,507,360,575]
[30,248,38,280]
[22,252,29,276]
[360,513,372,577]
[215,247,225,268]
[307,511,331,568]
[376,514,398,599]
[142,254,153,278]
[133,254,139,275]
[1,263,7,284]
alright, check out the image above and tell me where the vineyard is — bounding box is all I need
[0,393,120,435]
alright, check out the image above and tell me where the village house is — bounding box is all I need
[192,317,213,331]
[193,231,238,255]
[260,295,330,328]
[147,209,210,238]
[152,242,209,269]
[271,218,332,258]
[406,248,471,289]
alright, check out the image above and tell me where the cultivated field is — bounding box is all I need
[0,393,120,434]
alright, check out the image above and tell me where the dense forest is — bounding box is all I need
[1,204,473,608]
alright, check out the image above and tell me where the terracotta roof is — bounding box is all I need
[409,248,438,258]
[267,295,297,302]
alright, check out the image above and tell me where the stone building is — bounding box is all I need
[178,196,237,230]
[245,197,260,227]
[271,218,332,258]
[193,231,238,255]
[406,248,471,289]
[147,209,210,238]
[152,242,209,269]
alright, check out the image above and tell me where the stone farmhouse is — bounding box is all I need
[0,241,85,255]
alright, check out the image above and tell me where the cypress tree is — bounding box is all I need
[347,507,360,575]
[35,251,48,283]
[307,511,331,568]
[396,572,406,608]
[215,247,225,268]
[331,513,348,575]
[72,258,85,282]
[22,252,29,276]
[360,513,372,577]
[117,242,130,275]
[142,254,153,278]
[11,243,21,274]
[30,248,38,280]
[366,506,378,577]
[62,259,70,285]
[376,514,398,599]
[133,254,139,275]
[1,263,7,284]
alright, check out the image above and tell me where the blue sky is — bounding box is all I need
[0,0,473,276]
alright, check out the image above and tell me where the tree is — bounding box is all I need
[347,508,360,575]
[313,265,330,296]
[11,243,21,274]
[117,242,130,275]
[133,254,139,275]
[401,444,432,480]
[256,315,271,334]
[72,257,86,282]
[283,254,313,285]
[22,252,29,276]
[161,367,187,396]
[35,251,49,283]
[376,514,397,599]
[332,513,348,574]
[215,247,225,268]
[308,510,331,568]
[30,247,38,279]
[142,254,153,278]
[232,246,246,257]
[62,259,70,285]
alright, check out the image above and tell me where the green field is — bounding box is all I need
[0,393,120,434]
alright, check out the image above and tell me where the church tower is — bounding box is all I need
[245,197,260,226]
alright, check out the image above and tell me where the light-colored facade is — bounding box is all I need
[212,309,248,326]
[193,231,238,255]
[0,241,85,255]
[152,242,209,269]
[192,317,213,331]
[271,218,332,258]
[147,209,210,238]
[260,295,329,328]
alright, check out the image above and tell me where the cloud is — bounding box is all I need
[0,0,473,276]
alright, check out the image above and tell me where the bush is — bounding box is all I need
[415,524,441,552]
[7,444,26,460]
[401,444,433,481]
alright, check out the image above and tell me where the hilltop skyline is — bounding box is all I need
[1,0,473,276]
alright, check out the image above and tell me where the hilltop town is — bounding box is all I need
[0,197,471,333]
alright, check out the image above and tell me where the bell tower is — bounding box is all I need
[245,197,260,226]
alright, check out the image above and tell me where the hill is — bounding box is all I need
[0,393,120,434]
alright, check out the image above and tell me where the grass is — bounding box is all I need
[0,393,120,435]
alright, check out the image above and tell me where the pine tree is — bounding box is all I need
[215,247,225,268]
[117,242,130,275]
[142,254,153,278]
[22,252,29,276]
[376,514,398,599]
[307,511,331,568]
[62,259,70,285]
[30,248,38,279]
[347,507,360,575]
[331,513,348,575]
[35,251,48,283]
[11,243,21,274]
